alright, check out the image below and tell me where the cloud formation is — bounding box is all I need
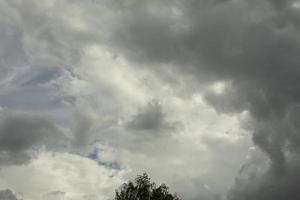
[127,100,178,132]
[0,189,18,200]
[1,0,300,199]
[101,0,300,199]
[0,111,66,165]
[0,152,125,200]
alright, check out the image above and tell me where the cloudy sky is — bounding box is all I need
[1,0,300,199]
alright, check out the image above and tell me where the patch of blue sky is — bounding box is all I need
[86,147,123,170]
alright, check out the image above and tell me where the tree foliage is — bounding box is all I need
[115,173,181,200]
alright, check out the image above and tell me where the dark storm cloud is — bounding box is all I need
[0,189,18,200]
[103,0,300,199]
[0,111,65,165]
[127,101,175,132]
[228,158,300,200]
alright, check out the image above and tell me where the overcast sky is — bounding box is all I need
[1,0,300,199]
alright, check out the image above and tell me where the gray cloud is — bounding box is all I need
[127,100,177,132]
[0,189,18,200]
[0,111,66,165]
[101,0,300,199]
[1,0,300,199]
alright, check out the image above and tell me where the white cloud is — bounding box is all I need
[61,44,252,199]
[0,151,125,200]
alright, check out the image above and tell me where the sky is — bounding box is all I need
[1,0,300,199]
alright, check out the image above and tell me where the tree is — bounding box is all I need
[115,173,181,200]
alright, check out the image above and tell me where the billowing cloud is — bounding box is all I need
[0,110,66,165]
[95,1,300,199]
[1,0,300,199]
[0,152,125,200]
[127,100,178,133]
[0,189,18,200]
